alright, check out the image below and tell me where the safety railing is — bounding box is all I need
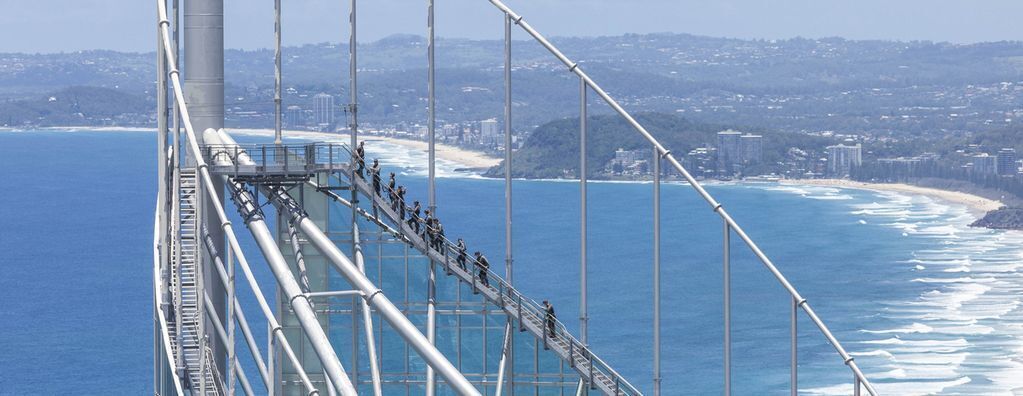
[328,156,641,395]
[200,143,350,179]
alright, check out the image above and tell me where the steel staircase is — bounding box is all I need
[169,168,224,395]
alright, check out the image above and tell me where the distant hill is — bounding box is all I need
[1,33,1020,134]
[0,86,149,127]
[484,112,834,179]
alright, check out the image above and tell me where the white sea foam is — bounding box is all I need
[860,337,969,349]
[794,184,1023,394]
[805,194,854,200]
[804,376,970,396]
[862,322,933,334]
[871,368,907,379]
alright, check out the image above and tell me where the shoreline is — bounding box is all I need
[8,127,1006,218]
[20,126,502,170]
[781,178,1003,216]
[230,128,503,170]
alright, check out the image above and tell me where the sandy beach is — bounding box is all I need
[782,178,1003,215]
[30,126,502,170]
[39,126,155,133]
[225,128,503,169]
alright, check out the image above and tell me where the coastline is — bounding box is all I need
[211,128,504,170]
[11,127,1005,219]
[781,178,1003,216]
[25,126,502,170]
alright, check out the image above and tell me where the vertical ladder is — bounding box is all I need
[170,168,224,395]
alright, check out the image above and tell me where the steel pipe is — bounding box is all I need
[426,2,438,394]
[579,77,589,349]
[287,221,313,295]
[354,224,384,396]
[274,0,282,145]
[306,290,365,298]
[653,147,661,396]
[203,292,255,396]
[502,12,515,396]
[154,4,172,392]
[724,222,731,396]
[226,182,356,395]
[271,189,480,396]
[203,228,310,394]
[267,323,276,396]
[791,296,798,396]
[152,203,186,396]
[494,322,513,396]
[484,1,877,392]
[227,230,237,395]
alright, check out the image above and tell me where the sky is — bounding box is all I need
[1,0,1022,53]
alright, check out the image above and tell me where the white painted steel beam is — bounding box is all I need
[225,181,357,396]
[353,224,383,396]
[271,189,480,396]
[484,1,876,393]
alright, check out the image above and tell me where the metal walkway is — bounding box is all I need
[300,163,641,395]
[201,143,349,182]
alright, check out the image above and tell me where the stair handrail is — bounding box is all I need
[319,158,642,395]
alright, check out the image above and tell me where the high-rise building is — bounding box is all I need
[480,118,499,146]
[313,93,335,129]
[972,153,997,175]
[285,105,303,127]
[717,131,763,173]
[717,130,742,172]
[826,143,862,176]
[997,148,1017,175]
[740,134,763,164]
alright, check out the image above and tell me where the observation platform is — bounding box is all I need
[200,143,351,182]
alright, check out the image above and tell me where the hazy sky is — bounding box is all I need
[2,0,1022,53]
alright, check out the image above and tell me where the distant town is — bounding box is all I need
[2,33,1021,214]
[281,94,1023,187]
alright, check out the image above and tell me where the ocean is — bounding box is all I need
[1,130,1021,395]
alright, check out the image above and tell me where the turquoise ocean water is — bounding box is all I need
[2,130,1022,394]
